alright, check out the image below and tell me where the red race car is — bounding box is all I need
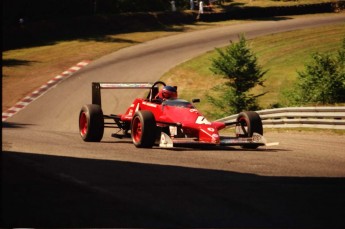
[79,81,271,149]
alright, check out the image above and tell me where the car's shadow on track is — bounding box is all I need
[101,139,284,152]
[2,150,344,228]
[156,145,284,152]
[2,121,35,129]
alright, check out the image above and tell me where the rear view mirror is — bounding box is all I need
[192,98,200,103]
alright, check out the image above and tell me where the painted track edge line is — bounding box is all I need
[2,60,91,122]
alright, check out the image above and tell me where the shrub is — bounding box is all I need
[287,38,345,105]
[208,34,267,115]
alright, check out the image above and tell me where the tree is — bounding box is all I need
[208,34,267,116]
[288,37,345,105]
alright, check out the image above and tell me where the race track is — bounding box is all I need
[2,14,345,227]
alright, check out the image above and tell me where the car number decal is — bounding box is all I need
[196,116,211,125]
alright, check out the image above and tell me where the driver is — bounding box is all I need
[155,85,178,101]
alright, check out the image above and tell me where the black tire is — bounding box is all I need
[236,111,263,149]
[79,104,104,142]
[131,111,157,148]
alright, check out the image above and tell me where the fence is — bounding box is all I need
[217,107,345,130]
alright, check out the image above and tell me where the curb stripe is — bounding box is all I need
[2,60,91,122]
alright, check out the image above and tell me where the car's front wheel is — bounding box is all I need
[236,111,263,149]
[131,110,157,148]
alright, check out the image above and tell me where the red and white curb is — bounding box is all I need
[2,60,91,122]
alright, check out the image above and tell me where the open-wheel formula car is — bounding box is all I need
[79,81,270,149]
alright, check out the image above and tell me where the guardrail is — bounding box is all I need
[217,107,345,130]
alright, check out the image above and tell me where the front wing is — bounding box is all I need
[159,132,278,148]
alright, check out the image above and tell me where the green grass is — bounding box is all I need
[161,23,345,120]
[252,24,345,107]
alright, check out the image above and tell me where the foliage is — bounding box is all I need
[286,37,345,105]
[3,0,174,25]
[207,34,267,115]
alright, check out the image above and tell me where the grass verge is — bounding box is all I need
[161,22,345,120]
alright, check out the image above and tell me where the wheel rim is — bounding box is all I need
[132,116,142,143]
[79,112,88,136]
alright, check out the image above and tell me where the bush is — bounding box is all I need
[207,34,267,115]
[287,38,345,105]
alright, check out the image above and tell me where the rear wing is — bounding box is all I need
[92,82,154,107]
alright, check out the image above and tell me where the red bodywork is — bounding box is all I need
[121,98,226,144]
[79,81,269,148]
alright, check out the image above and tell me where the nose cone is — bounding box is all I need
[199,125,220,144]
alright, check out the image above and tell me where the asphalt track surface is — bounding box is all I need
[2,14,345,228]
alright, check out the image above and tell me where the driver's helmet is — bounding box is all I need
[157,86,178,100]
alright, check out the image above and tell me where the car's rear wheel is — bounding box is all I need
[131,111,156,148]
[236,111,263,149]
[79,104,104,142]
